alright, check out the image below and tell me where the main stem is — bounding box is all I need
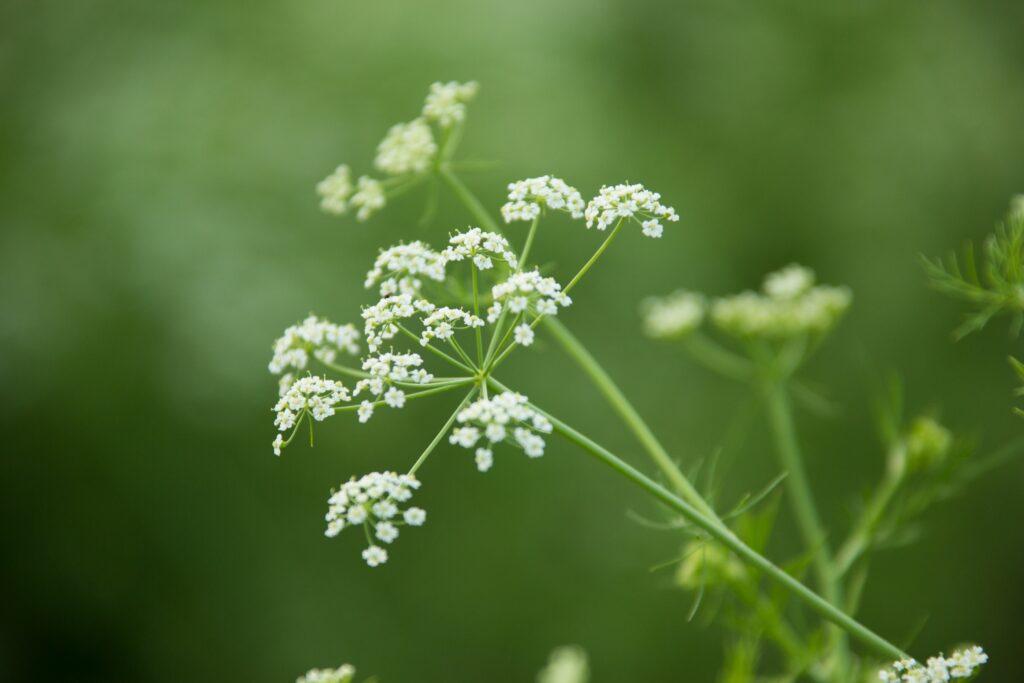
[494,380,907,661]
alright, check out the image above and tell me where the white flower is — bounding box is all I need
[489,270,572,323]
[374,118,437,175]
[357,400,374,423]
[584,182,679,237]
[403,507,426,526]
[501,176,585,223]
[422,80,479,128]
[272,376,351,450]
[296,663,356,683]
[362,293,436,351]
[269,315,361,375]
[384,387,406,408]
[641,291,705,339]
[514,323,535,346]
[375,521,399,543]
[475,447,493,472]
[441,227,518,271]
[350,176,386,221]
[272,434,284,456]
[362,545,388,567]
[763,263,815,299]
[325,471,424,565]
[537,645,589,683]
[711,266,852,339]
[450,392,552,469]
[420,306,484,346]
[877,647,987,683]
[316,165,353,215]
[365,241,447,296]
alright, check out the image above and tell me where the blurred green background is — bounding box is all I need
[2,0,1023,680]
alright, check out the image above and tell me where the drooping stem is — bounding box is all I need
[487,379,906,661]
[407,388,478,475]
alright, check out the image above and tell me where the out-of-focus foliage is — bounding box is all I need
[2,1,1023,682]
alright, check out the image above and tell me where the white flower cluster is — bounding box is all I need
[501,175,585,223]
[316,165,352,215]
[354,352,433,423]
[584,183,679,237]
[324,471,426,567]
[448,392,553,471]
[365,241,447,296]
[878,646,988,683]
[273,376,351,454]
[641,291,706,339]
[362,293,436,351]
[441,228,518,271]
[269,315,360,379]
[537,646,590,683]
[488,269,572,323]
[422,80,479,128]
[420,307,484,346]
[296,664,356,683]
[711,265,852,339]
[316,166,386,221]
[374,118,437,176]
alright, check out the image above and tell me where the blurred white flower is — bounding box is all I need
[269,315,360,375]
[422,80,479,128]
[537,645,589,683]
[316,165,353,215]
[641,291,705,339]
[296,663,356,683]
[374,118,437,176]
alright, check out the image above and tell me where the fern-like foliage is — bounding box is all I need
[921,196,1024,339]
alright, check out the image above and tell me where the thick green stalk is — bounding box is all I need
[494,380,907,662]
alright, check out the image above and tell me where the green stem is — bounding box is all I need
[541,317,716,518]
[490,379,906,661]
[563,218,625,295]
[471,263,484,367]
[335,380,473,412]
[407,388,478,475]
[396,324,476,374]
[437,167,502,234]
[518,214,541,268]
[683,332,753,382]
[834,446,906,577]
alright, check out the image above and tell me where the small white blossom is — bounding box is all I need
[514,323,535,346]
[316,165,353,215]
[450,392,552,469]
[374,118,436,175]
[353,352,433,419]
[489,270,571,323]
[383,387,406,408]
[375,521,399,543]
[501,175,585,223]
[296,663,356,683]
[711,265,851,339]
[641,291,705,339]
[403,507,426,526]
[362,545,388,567]
[763,263,815,299]
[362,293,436,351]
[442,227,518,271]
[877,647,987,683]
[420,306,484,346]
[584,182,679,237]
[365,241,447,296]
[537,645,590,683]
[272,376,351,452]
[269,315,361,375]
[350,176,386,221]
[475,447,493,472]
[272,433,284,457]
[422,80,479,128]
[325,471,424,566]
